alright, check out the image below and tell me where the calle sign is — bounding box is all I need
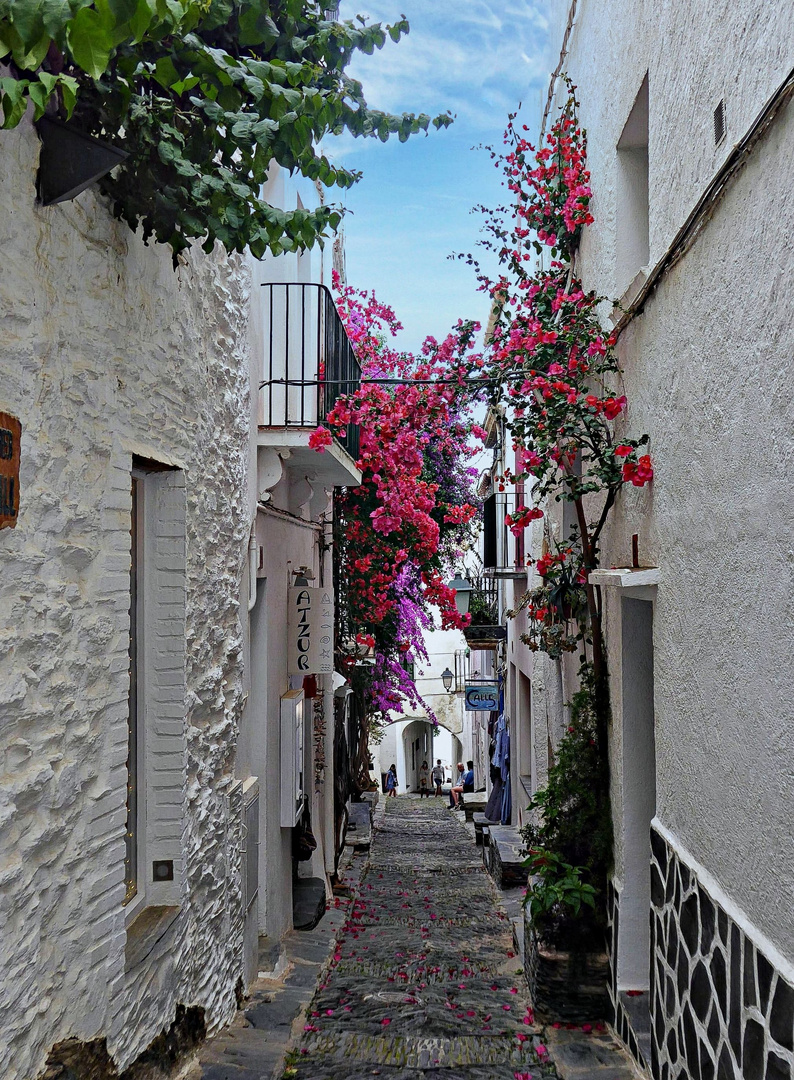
[0,412,21,530]
[464,684,500,712]
[288,586,334,675]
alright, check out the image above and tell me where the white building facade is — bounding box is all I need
[0,116,358,1077]
[520,3,794,1078]
[371,620,470,795]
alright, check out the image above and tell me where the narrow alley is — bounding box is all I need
[280,799,636,1080]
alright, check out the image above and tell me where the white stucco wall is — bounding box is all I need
[0,117,251,1077]
[546,0,794,957]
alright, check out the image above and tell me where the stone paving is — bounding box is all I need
[282,800,556,1080]
[190,797,641,1080]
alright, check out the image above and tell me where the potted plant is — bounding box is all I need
[521,666,612,1021]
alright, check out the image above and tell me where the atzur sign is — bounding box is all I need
[0,412,21,530]
[288,586,334,675]
[464,684,500,712]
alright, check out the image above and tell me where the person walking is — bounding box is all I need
[432,759,445,797]
[418,760,430,798]
[385,763,398,798]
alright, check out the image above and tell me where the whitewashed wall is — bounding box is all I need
[552,0,794,960]
[0,117,251,1078]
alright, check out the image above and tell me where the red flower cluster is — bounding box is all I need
[505,505,544,537]
[622,454,654,487]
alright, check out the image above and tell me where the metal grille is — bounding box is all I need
[713,99,726,145]
[260,282,361,461]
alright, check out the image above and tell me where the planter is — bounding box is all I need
[524,908,610,1022]
[463,623,507,647]
[36,116,128,206]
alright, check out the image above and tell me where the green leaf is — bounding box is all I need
[107,0,139,25]
[58,73,78,117]
[0,76,28,128]
[41,0,73,37]
[128,0,156,42]
[17,29,51,71]
[67,5,114,78]
[152,54,179,89]
[27,78,51,118]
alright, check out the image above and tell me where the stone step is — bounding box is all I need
[473,811,498,845]
[462,795,488,822]
[344,800,372,849]
[485,825,529,889]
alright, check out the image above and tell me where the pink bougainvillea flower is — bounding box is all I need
[308,425,333,452]
[381,1017,392,1027]
[614,444,633,457]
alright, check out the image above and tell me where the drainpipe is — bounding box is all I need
[248,519,258,611]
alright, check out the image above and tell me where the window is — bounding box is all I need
[123,458,187,917]
[483,494,497,569]
[616,74,649,295]
[125,471,145,903]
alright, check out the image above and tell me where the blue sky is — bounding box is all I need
[325,0,555,353]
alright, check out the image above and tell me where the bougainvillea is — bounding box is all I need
[316,274,481,728]
[462,81,652,684]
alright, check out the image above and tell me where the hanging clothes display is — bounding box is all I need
[486,711,512,825]
[500,728,512,825]
[484,773,503,821]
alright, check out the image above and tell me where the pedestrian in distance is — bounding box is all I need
[432,759,445,797]
[385,763,398,798]
[449,762,466,810]
[418,759,430,797]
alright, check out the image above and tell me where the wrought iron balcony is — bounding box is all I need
[259,282,361,466]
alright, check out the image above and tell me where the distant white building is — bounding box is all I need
[371,618,470,794]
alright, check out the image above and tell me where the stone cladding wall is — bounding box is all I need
[0,117,251,1078]
[606,881,650,1073]
[649,826,794,1080]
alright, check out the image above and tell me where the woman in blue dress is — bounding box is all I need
[385,763,398,797]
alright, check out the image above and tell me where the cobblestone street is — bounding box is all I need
[283,799,555,1080]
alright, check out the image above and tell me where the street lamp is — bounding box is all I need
[441,667,454,693]
[447,573,473,616]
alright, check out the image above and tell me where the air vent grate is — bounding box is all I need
[713,99,726,145]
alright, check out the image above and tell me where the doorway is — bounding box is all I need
[618,595,656,1059]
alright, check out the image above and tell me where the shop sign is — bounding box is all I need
[464,684,500,711]
[288,586,334,675]
[0,412,20,530]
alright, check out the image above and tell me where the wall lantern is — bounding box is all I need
[447,573,473,616]
[36,116,129,206]
[441,667,454,693]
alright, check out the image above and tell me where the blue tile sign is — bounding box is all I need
[464,684,500,711]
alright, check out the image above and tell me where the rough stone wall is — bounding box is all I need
[0,116,251,1079]
[554,0,794,957]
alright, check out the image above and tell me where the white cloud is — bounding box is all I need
[325,0,557,352]
[339,0,552,129]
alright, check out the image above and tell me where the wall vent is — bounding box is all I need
[713,99,726,145]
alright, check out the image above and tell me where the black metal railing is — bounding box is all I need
[468,573,500,625]
[260,282,361,461]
